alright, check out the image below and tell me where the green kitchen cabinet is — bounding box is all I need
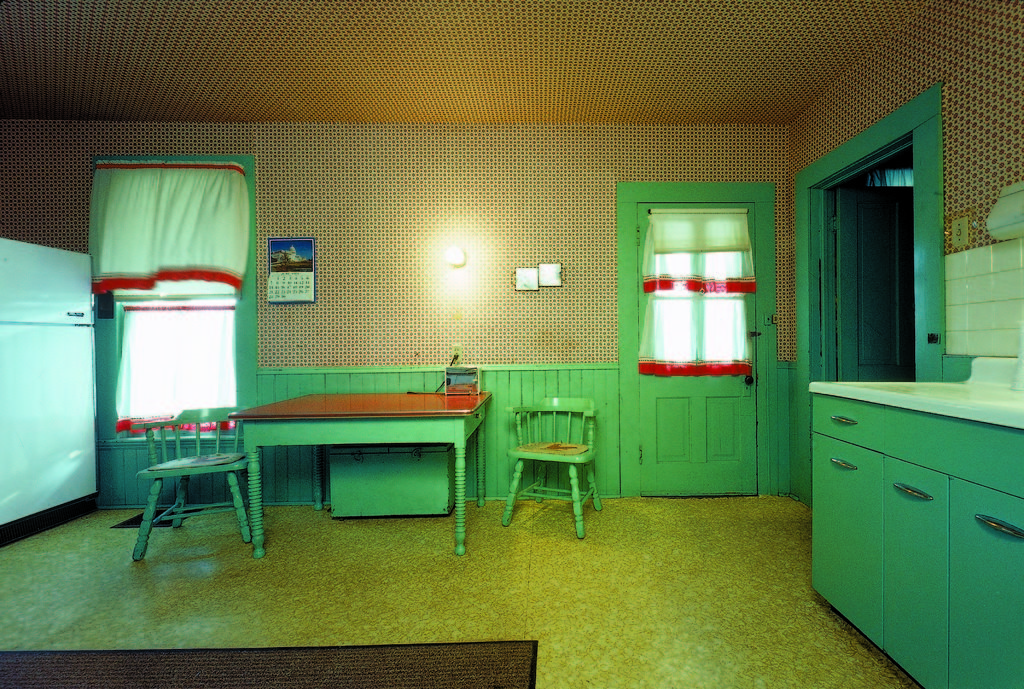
[949,478,1024,689]
[883,456,948,689]
[811,387,1024,689]
[811,433,884,646]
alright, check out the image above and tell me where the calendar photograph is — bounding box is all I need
[267,237,316,303]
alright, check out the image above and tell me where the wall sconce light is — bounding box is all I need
[445,245,467,268]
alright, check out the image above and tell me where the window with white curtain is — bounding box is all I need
[114,302,236,432]
[639,209,755,376]
[88,157,251,433]
[89,160,249,294]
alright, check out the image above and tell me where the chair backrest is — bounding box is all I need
[147,407,241,465]
[507,397,596,447]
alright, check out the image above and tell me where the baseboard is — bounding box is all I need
[0,495,98,548]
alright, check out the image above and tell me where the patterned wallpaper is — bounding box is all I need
[790,0,1023,254]
[0,121,788,366]
[1,0,1020,366]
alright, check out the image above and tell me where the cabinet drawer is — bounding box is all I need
[886,407,1024,498]
[812,394,886,448]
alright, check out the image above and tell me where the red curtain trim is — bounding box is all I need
[639,361,752,376]
[124,305,235,312]
[643,277,756,294]
[117,417,234,434]
[116,416,174,433]
[92,269,242,294]
[95,162,245,176]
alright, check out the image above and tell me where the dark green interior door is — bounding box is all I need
[836,186,915,382]
[637,205,758,496]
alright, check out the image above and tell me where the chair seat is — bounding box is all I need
[516,440,589,456]
[139,452,247,476]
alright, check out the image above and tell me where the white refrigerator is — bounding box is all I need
[0,237,97,538]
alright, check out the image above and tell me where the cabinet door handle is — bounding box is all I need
[975,514,1024,540]
[830,457,858,470]
[893,482,934,501]
[830,415,858,425]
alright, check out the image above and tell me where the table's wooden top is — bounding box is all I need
[229,392,491,421]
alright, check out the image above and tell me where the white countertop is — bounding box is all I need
[809,358,1024,430]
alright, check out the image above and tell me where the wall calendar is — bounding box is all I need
[267,237,316,303]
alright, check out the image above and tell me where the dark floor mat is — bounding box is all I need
[111,513,172,528]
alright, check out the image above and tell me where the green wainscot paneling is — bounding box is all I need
[96,364,621,508]
[255,364,622,505]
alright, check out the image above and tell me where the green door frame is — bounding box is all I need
[617,182,778,497]
[792,83,944,503]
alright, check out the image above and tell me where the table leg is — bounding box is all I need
[247,449,266,558]
[476,426,486,508]
[454,442,467,556]
[312,445,325,510]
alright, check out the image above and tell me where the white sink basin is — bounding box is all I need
[809,358,1024,430]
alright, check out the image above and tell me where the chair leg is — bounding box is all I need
[588,464,602,511]
[133,478,163,561]
[568,464,585,539]
[170,476,190,528]
[502,459,525,527]
[226,470,252,543]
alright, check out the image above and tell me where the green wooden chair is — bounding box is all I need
[132,408,251,561]
[502,397,602,538]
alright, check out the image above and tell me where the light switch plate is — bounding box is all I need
[951,215,970,250]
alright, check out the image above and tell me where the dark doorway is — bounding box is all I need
[824,147,916,382]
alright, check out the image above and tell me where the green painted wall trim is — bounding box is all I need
[793,82,944,505]
[616,182,780,497]
[796,84,942,188]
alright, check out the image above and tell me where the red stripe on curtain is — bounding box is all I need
[95,162,245,175]
[92,269,243,294]
[643,278,756,294]
[124,305,234,312]
[639,361,752,376]
[117,418,234,434]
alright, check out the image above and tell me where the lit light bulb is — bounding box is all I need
[445,245,466,268]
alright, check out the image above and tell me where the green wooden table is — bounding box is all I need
[230,392,490,557]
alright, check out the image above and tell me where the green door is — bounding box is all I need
[836,187,915,382]
[636,204,758,496]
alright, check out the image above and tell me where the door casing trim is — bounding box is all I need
[792,82,944,504]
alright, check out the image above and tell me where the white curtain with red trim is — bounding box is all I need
[639,209,755,376]
[115,304,236,431]
[89,160,249,294]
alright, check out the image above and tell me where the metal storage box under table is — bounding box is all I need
[327,444,456,518]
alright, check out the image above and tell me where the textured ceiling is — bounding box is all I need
[0,0,929,125]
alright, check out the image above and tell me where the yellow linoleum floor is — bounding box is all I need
[0,497,922,689]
